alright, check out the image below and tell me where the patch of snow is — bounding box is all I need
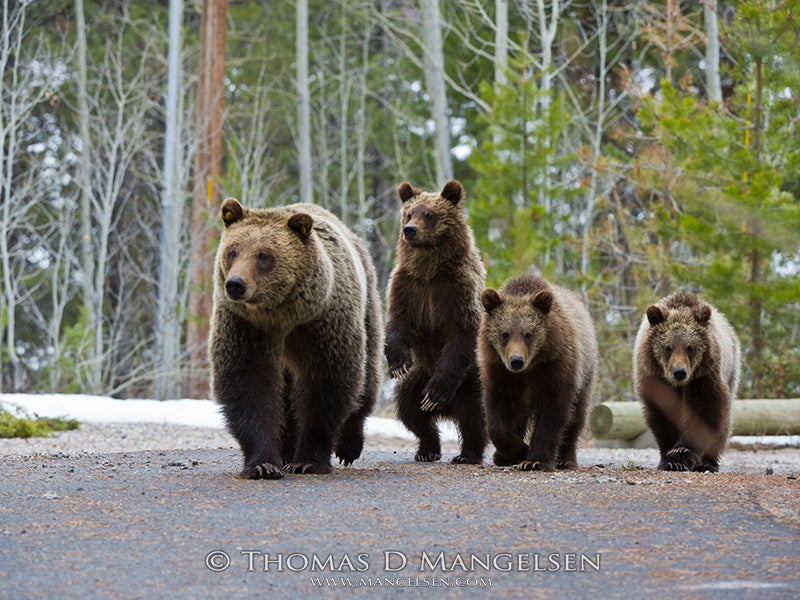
[0,394,461,442]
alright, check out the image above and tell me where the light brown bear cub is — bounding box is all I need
[478,273,597,471]
[633,290,741,472]
[209,198,383,479]
[385,180,487,464]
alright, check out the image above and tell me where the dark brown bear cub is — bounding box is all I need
[385,180,487,464]
[478,273,597,471]
[209,198,383,479]
[633,291,741,472]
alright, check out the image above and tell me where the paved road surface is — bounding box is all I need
[1,448,798,599]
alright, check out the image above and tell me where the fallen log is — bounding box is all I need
[591,399,800,440]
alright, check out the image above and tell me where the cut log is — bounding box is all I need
[591,400,800,440]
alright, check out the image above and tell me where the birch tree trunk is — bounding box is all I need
[155,0,185,400]
[494,0,508,88]
[421,0,453,185]
[74,0,100,389]
[297,0,312,203]
[704,0,722,103]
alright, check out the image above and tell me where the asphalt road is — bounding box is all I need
[1,448,799,599]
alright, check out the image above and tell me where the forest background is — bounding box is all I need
[1,0,799,405]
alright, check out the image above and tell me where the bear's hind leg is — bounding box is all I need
[556,389,591,470]
[449,369,487,464]
[397,371,442,462]
[285,378,350,475]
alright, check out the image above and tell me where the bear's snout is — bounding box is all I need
[403,224,417,240]
[225,276,248,301]
[509,355,525,371]
[672,366,687,381]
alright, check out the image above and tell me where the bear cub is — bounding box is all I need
[385,180,487,464]
[633,290,741,472]
[478,272,598,471]
[209,198,383,479]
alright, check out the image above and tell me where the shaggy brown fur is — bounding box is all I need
[478,273,597,471]
[633,291,741,472]
[209,198,383,479]
[385,180,487,464]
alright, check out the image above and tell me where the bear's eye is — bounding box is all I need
[255,252,274,269]
[665,346,672,355]
[524,332,532,340]
[424,211,434,222]
[226,248,238,263]
[687,345,694,355]
[404,213,411,224]
[501,332,510,342]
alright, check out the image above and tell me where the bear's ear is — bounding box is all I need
[288,213,314,239]
[531,290,553,314]
[221,198,245,228]
[440,179,464,205]
[481,288,503,314]
[646,305,666,326]
[397,182,420,203]
[693,303,712,325]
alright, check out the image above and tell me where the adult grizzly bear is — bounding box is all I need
[478,273,597,471]
[384,180,487,464]
[633,290,741,472]
[209,198,383,479]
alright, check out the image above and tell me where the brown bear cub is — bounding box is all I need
[385,180,487,464]
[209,198,383,479]
[478,273,598,471]
[633,291,741,472]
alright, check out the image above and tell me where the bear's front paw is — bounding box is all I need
[414,451,441,462]
[514,460,555,472]
[451,454,482,465]
[335,435,364,467]
[420,387,449,412]
[240,462,284,480]
[693,456,720,473]
[556,459,578,470]
[390,362,413,380]
[284,461,334,475]
[661,446,699,471]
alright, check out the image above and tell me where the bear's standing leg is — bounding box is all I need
[555,385,591,470]
[286,376,356,474]
[211,312,285,480]
[397,369,442,462]
[642,400,694,471]
[485,389,529,467]
[520,379,571,472]
[449,368,487,464]
[335,298,382,466]
[684,378,731,473]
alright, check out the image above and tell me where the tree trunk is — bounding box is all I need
[186,0,228,399]
[703,0,722,103]
[155,0,185,400]
[297,0,312,203]
[494,0,508,88]
[421,0,453,185]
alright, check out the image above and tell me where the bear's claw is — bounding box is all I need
[240,462,284,480]
[414,451,441,462]
[284,461,334,475]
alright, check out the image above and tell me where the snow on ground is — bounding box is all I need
[0,393,461,442]
[2,394,798,447]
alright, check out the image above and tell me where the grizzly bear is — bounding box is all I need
[384,180,487,464]
[209,198,383,479]
[633,290,741,472]
[478,272,598,471]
